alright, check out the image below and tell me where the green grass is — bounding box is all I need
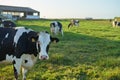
[1,19,120,80]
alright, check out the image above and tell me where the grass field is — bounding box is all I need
[0,19,120,80]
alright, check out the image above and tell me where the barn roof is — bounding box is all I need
[0,5,39,13]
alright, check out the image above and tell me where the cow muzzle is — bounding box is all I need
[39,55,48,60]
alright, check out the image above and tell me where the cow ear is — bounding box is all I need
[50,37,59,43]
[31,35,38,42]
[28,31,38,42]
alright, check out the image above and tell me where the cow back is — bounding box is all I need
[1,21,16,28]
[0,27,17,61]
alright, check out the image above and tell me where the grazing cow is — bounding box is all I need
[68,19,79,28]
[112,19,120,27]
[50,21,64,36]
[0,20,16,28]
[0,27,59,80]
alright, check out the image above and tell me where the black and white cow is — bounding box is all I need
[0,20,16,28]
[0,27,59,80]
[68,19,79,28]
[112,19,120,27]
[50,21,64,36]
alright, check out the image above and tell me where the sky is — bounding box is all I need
[0,0,120,19]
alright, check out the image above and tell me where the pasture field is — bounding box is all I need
[0,19,120,80]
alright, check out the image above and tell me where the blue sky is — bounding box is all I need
[0,0,120,19]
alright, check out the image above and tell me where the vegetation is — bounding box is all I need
[0,19,120,80]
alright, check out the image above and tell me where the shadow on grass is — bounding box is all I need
[40,31,120,67]
[31,29,120,80]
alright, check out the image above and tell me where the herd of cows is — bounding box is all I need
[0,18,119,80]
[50,20,79,36]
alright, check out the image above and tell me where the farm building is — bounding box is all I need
[0,5,40,20]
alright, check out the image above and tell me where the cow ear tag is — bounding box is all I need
[32,38,36,42]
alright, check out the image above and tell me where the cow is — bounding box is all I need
[0,27,59,80]
[50,21,64,36]
[68,19,79,28]
[112,19,120,27]
[0,20,16,28]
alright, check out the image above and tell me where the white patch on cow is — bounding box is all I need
[14,27,30,46]
[1,33,9,44]
[5,33,9,38]
[112,21,115,27]
[15,27,25,29]
[53,21,58,26]
[21,54,37,69]
[51,21,59,34]
[22,67,28,80]
[61,29,64,36]
[50,25,54,30]
[6,54,13,62]
[54,26,59,34]
[38,32,50,59]
[0,24,4,27]
[0,54,13,63]
[13,57,22,75]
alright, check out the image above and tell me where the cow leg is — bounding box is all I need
[68,23,72,28]
[75,23,79,27]
[22,67,28,80]
[54,29,58,35]
[50,27,55,35]
[12,58,22,80]
[61,30,64,36]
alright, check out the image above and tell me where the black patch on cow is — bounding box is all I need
[0,18,2,23]
[24,60,28,63]
[50,23,55,27]
[1,21,16,28]
[68,23,72,28]
[12,60,16,64]
[26,31,39,57]
[45,31,49,33]
[57,22,62,32]
[37,43,40,53]
[13,65,18,79]
[50,37,59,43]
[14,32,28,58]
[115,21,117,25]
[27,31,38,42]
[46,45,50,53]
[0,27,17,61]
[0,28,39,61]
[14,31,39,58]
[117,22,120,26]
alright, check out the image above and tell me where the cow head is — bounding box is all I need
[36,31,59,60]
